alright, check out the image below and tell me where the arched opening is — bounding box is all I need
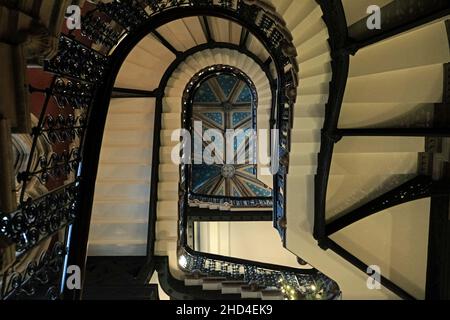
[186,65,272,199]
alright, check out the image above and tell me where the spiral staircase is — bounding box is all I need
[0,0,449,300]
[87,0,450,299]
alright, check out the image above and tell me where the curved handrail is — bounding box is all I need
[1,0,300,299]
[313,0,350,243]
[177,163,341,300]
[67,0,299,299]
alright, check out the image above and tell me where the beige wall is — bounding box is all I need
[196,221,302,268]
[286,172,430,299]
[331,199,430,299]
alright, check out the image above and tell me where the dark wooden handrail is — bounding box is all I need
[313,0,350,242]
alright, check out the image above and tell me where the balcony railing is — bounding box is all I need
[188,193,273,209]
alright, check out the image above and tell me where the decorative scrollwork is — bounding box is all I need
[189,193,272,208]
[37,114,86,145]
[81,13,124,51]
[97,0,149,31]
[216,0,238,10]
[143,0,192,13]
[52,78,94,110]
[0,185,78,252]
[179,249,341,300]
[274,172,286,239]
[2,242,66,299]
[45,36,108,82]
[18,148,81,185]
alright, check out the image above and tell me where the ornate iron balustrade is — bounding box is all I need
[80,10,126,53]
[178,248,340,300]
[273,165,287,242]
[1,240,67,300]
[1,0,299,299]
[1,36,99,260]
[0,183,78,254]
[1,12,102,301]
[189,193,273,209]
[272,54,297,245]
[44,35,108,83]
[178,164,340,300]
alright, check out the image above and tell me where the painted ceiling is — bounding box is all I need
[191,72,272,198]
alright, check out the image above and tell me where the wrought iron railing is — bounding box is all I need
[189,193,273,209]
[1,232,68,300]
[0,0,299,299]
[179,248,340,300]
[178,163,340,300]
[1,183,78,254]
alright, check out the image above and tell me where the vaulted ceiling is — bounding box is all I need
[191,71,272,198]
